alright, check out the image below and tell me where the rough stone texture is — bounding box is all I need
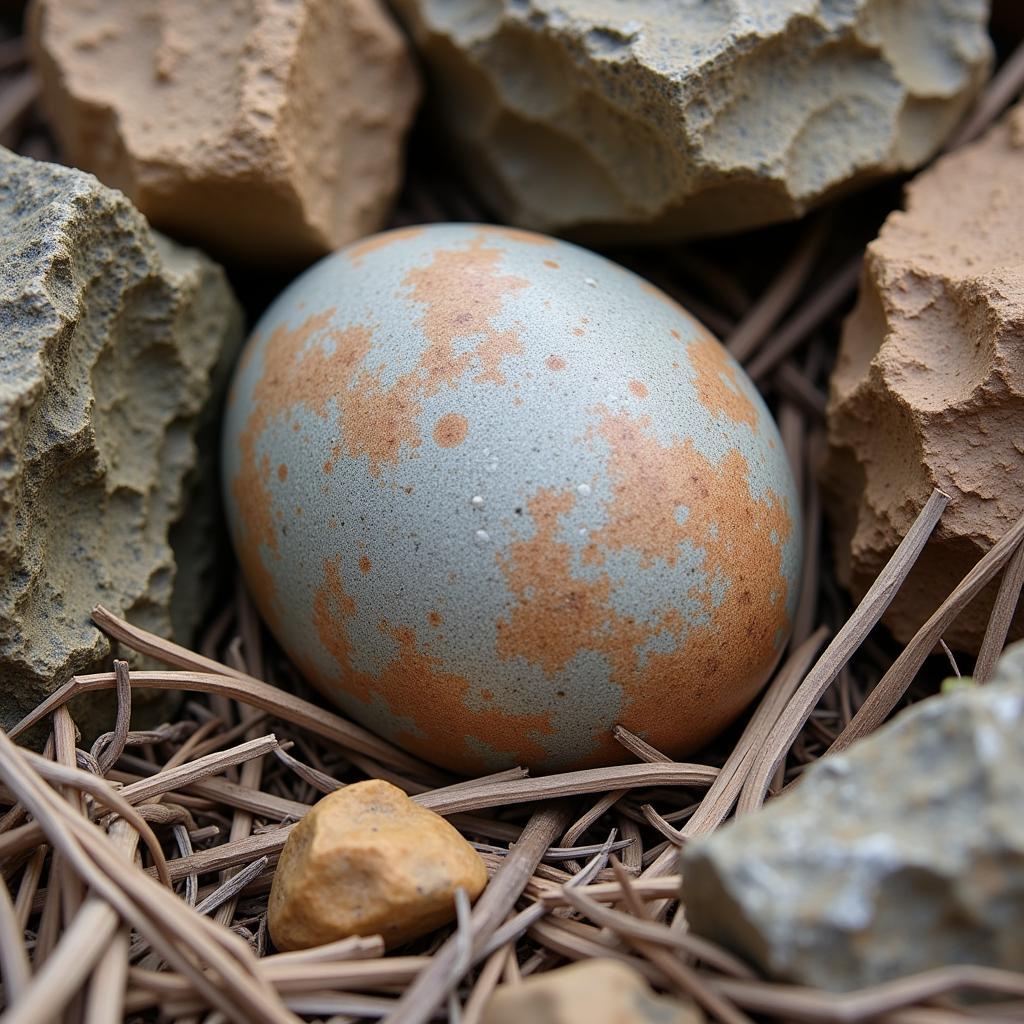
[0,146,242,737]
[29,0,421,266]
[483,959,703,1024]
[824,103,1024,654]
[268,780,488,951]
[682,640,1024,991]
[391,0,991,240]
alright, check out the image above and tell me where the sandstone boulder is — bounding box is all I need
[824,102,1024,653]
[483,959,702,1024]
[682,641,1024,991]
[29,0,421,266]
[0,147,242,736]
[268,779,488,951]
[392,0,991,240]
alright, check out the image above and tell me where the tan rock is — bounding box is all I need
[268,780,487,951]
[483,959,703,1024]
[824,102,1024,653]
[29,0,420,266]
[391,0,991,240]
[0,146,241,738]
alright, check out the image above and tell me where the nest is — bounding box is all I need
[2,15,1024,1024]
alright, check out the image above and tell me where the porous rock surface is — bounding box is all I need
[0,147,242,736]
[824,102,1024,653]
[29,0,420,266]
[392,0,991,239]
[268,780,488,950]
[483,959,703,1024]
[682,640,1024,991]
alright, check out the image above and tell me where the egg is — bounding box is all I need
[222,224,801,775]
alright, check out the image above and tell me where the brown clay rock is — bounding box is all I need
[391,0,991,240]
[268,780,488,951]
[29,0,420,266]
[483,959,703,1024]
[0,147,242,736]
[824,102,1024,653]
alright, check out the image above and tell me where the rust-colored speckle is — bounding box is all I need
[629,380,649,398]
[687,336,758,428]
[346,225,425,267]
[572,327,585,337]
[359,555,372,574]
[476,225,555,247]
[232,309,345,630]
[434,412,469,448]
[670,328,682,341]
[495,407,794,763]
[403,233,529,389]
[543,259,560,269]
[310,556,555,773]
[323,460,333,474]
[277,463,288,481]
[546,355,566,371]
[428,611,443,628]
[497,489,617,678]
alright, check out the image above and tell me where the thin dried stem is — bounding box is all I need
[736,489,948,813]
[974,535,1024,684]
[831,510,1024,752]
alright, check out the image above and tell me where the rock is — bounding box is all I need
[681,641,1024,991]
[824,102,1024,654]
[391,0,991,240]
[483,959,702,1024]
[0,147,242,737]
[29,0,420,267]
[268,779,488,950]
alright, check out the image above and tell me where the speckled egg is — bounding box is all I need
[222,224,801,775]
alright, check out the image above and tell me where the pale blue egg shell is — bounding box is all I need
[221,223,801,775]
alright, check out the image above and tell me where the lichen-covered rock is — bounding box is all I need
[682,640,1024,991]
[483,959,703,1024]
[0,147,242,736]
[29,0,420,266]
[268,780,488,950]
[391,0,991,240]
[824,102,1024,654]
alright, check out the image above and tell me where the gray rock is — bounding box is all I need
[393,0,992,240]
[682,642,1024,991]
[0,147,242,736]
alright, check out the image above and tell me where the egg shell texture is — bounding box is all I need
[222,224,801,774]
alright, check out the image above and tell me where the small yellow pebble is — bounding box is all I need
[268,779,487,951]
[483,959,703,1024]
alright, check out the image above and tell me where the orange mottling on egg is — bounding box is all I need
[433,413,468,448]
